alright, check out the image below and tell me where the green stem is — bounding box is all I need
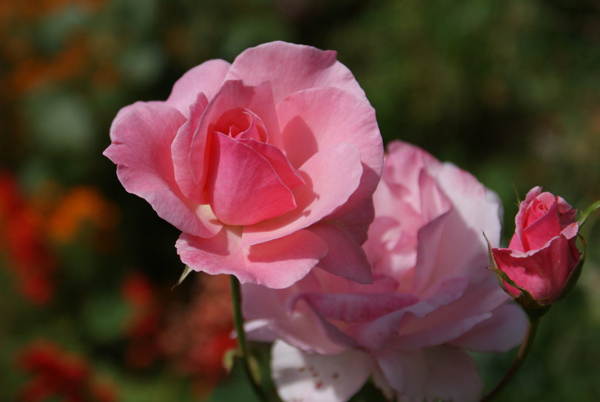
[481,316,541,402]
[230,275,267,401]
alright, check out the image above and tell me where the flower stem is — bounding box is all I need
[481,315,541,402]
[230,275,267,401]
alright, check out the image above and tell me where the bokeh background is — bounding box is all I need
[2,0,600,401]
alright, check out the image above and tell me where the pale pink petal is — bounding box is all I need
[243,283,346,354]
[165,59,231,116]
[104,103,220,237]
[382,141,442,209]
[242,229,328,288]
[395,313,491,352]
[277,87,382,217]
[307,222,372,284]
[370,364,396,401]
[410,209,452,293]
[450,303,527,352]
[242,284,288,321]
[242,143,363,246]
[436,163,503,248]
[290,291,418,323]
[414,163,502,294]
[395,276,512,350]
[207,132,296,225]
[417,169,452,224]
[189,80,280,184]
[225,41,368,105]
[351,276,469,350]
[374,346,483,402]
[271,340,373,402]
[363,216,401,272]
[243,319,277,343]
[171,93,210,205]
[272,314,349,355]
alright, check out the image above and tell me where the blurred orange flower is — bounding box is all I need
[46,186,120,245]
[0,173,119,305]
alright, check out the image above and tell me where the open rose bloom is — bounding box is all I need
[104,42,383,288]
[243,141,527,402]
[491,187,581,307]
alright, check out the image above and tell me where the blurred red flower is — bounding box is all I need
[0,173,56,305]
[0,173,120,305]
[17,341,117,402]
[121,272,162,369]
[160,274,236,395]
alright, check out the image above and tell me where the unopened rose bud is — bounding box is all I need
[489,187,583,310]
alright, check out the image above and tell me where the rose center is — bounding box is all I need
[213,108,268,143]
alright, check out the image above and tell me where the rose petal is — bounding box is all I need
[492,235,579,303]
[207,132,297,226]
[242,143,363,246]
[110,101,164,137]
[271,340,373,402]
[374,346,483,402]
[171,93,210,205]
[272,313,349,355]
[520,201,562,251]
[165,59,231,117]
[291,292,418,323]
[243,229,329,288]
[450,303,527,352]
[104,103,220,237]
[242,280,347,355]
[332,198,375,245]
[394,275,512,349]
[436,163,503,248]
[277,87,383,217]
[176,226,245,276]
[379,141,443,216]
[306,222,373,284]
[351,276,469,351]
[413,162,502,294]
[239,139,305,190]
[177,228,328,288]
[395,313,491,352]
[511,186,543,251]
[225,41,369,105]
[189,80,280,186]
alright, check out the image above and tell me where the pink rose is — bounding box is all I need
[491,187,580,306]
[104,41,383,288]
[243,141,526,401]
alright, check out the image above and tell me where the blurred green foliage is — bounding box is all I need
[2,0,600,401]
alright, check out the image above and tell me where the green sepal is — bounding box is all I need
[579,200,600,228]
[224,350,263,386]
[524,304,551,322]
[171,265,194,290]
[223,348,237,373]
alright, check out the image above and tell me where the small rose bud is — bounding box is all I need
[489,187,583,310]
